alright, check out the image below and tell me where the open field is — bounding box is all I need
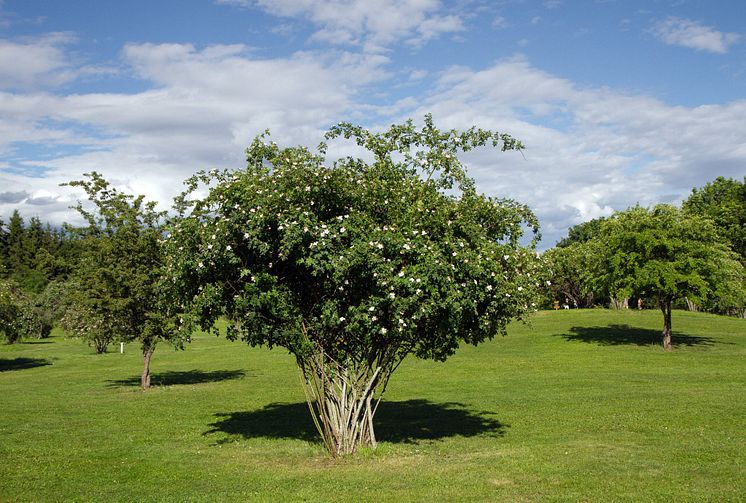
[1,309,744,502]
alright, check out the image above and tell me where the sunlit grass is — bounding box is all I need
[1,309,744,502]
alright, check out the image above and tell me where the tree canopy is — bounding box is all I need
[165,116,542,455]
[593,204,744,349]
[63,173,183,386]
[683,176,745,264]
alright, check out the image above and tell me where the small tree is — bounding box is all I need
[595,205,744,349]
[166,116,542,455]
[64,173,183,386]
[543,242,600,308]
[0,279,22,343]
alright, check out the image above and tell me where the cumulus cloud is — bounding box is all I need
[219,0,464,52]
[0,38,387,225]
[652,17,740,54]
[395,56,746,245]
[3,34,745,248]
[0,32,78,89]
[0,191,29,204]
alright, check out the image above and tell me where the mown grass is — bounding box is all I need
[1,309,744,502]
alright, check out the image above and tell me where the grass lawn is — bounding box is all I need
[1,309,744,502]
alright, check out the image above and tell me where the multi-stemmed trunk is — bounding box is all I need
[659,298,673,351]
[298,350,391,456]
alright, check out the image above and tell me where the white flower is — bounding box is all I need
[371,316,377,321]
[546,280,552,286]
[226,245,232,251]
[207,244,213,250]
[389,292,396,299]
[305,186,311,192]
[339,317,346,322]
[415,289,422,295]
[243,232,249,239]
[380,328,388,334]
[517,286,523,291]
[503,255,510,260]
[398,271,405,277]
[486,285,493,291]
[198,262,204,268]
[505,293,511,297]
[368,306,375,312]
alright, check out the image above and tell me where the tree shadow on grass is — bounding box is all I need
[557,324,717,347]
[205,399,507,445]
[0,357,52,372]
[107,369,247,387]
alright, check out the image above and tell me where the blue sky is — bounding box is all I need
[1,0,744,246]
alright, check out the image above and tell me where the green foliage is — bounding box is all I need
[1,209,74,294]
[168,116,540,363]
[63,173,182,374]
[555,216,606,248]
[0,280,21,343]
[683,176,745,264]
[0,280,51,343]
[542,242,600,308]
[598,205,741,305]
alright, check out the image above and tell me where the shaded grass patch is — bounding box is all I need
[107,368,248,387]
[0,356,52,371]
[206,399,506,445]
[558,323,718,347]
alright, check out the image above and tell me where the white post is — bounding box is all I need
[120,342,124,354]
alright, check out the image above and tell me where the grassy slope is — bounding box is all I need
[0,309,744,502]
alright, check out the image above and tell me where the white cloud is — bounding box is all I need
[222,0,464,52]
[394,56,746,245]
[652,17,740,54]
[0,40,387,224]
[492,16,508,29]
[3,34,746,248]
[0,32,78,89]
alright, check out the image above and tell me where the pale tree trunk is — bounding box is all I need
[299,350,388,457]
[660,298,673,351]
[685,297,698,312]
[141,343,155,389]
[610,297,629,310]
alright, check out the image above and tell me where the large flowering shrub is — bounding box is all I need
[166,116,543,455]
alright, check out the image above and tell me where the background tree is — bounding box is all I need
[166,116,542,456]
[0,278,22,343]
[543,241,601,308]
[0,278,50,343]
[555,216,606,248]
[594,204,744,349]
[64,173,182,385]
[683,176,745,264]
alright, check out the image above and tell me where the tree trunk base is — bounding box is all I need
[299,351,384,456]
